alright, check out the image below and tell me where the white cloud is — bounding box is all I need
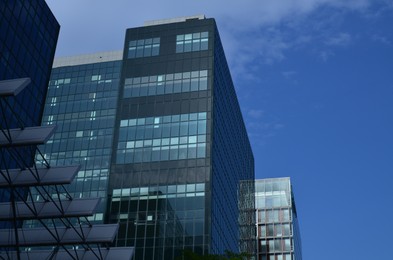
[282,71,297,79]
[247,109,265,119]
[371,34,392,45]
[319,50,335,62]
[245,120,285,146]
[325,32,352,46]
[45,0,390,146]
[46,0,379,57]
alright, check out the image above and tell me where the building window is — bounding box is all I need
[91,75,101,81]
[176,32,208,53]
[116,112,207,164]
[50,97,57,107]
[112,183,205,199]
[47,115,54,125]
[123,70,208,98]
[128,37,160,58]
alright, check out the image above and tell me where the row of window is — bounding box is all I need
[120,112,206,127]
[127,32,209,59]
[46,91,115,103]
[112,183,205,198]
[258,223,292,238]
[116,143,206,164]
[112,191,205,202]
[45,99,117,115]
[49,76,117,88]
[128,37,160,58]
[176,32,208,53]
[44,111,116,126]
[259,254,293,260]
[256,193,290,208]
[119,135,206,149]
[117,113,207,163]
[255,179,290,193]
[123,70,208,98]
[118,113,207,141]
[259,239,292,253]
[118,121,207,141]
[257,209,291,223]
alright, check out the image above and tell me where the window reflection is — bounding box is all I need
[128,37,160,58]
[123,70,208,98]
[117,112,207,163]
[176,32,208,53]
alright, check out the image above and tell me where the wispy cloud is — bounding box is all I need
[247,109,265,119]
[325,32,352,46]
[246,120,285,146]
[242,106,285,146]
[45,0,392,147]
[282,71,297,79]
[319,50,335,62]
[47,0,381,57]
[371,34,392,45]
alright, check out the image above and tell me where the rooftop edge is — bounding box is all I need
[144,15,206,27]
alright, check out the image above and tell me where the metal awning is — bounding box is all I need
[0,224,119,246]
[0,78,31,96]
[0,165,80,187]
[0,125,56,147]
[0,198,100,220]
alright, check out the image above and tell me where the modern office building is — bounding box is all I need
[255,178,302,260]
[41,15,255,259]
[39,51,123,220]
[0,0,59,222]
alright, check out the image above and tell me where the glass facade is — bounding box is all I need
[255,178,303,260]
[0,0,59,227]
[109,182,205,259]
[107,17,254,260]
[0,0,59,166]
[127,37,160,58]
[109,18,215,259]
[123,70,208,98]
[37,59,122,219]
[210,28,255,255]
[176,32,209,53]
[116,112,207,164]
[239,180,257,257]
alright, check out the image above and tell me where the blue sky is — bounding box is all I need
[46,0,393,259]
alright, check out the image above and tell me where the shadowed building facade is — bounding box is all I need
[0,0,59,223]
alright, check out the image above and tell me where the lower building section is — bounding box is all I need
[108,182,207,259]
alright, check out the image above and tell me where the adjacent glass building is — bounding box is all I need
[0,0,59,220]
[39,51,123,220]
[41,15,255,259]
[255,178,302,260]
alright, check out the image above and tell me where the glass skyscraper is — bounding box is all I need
[0,0,59,130]
[41,15,254,259]
[39,51,123,221]
[255,178,302,260]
